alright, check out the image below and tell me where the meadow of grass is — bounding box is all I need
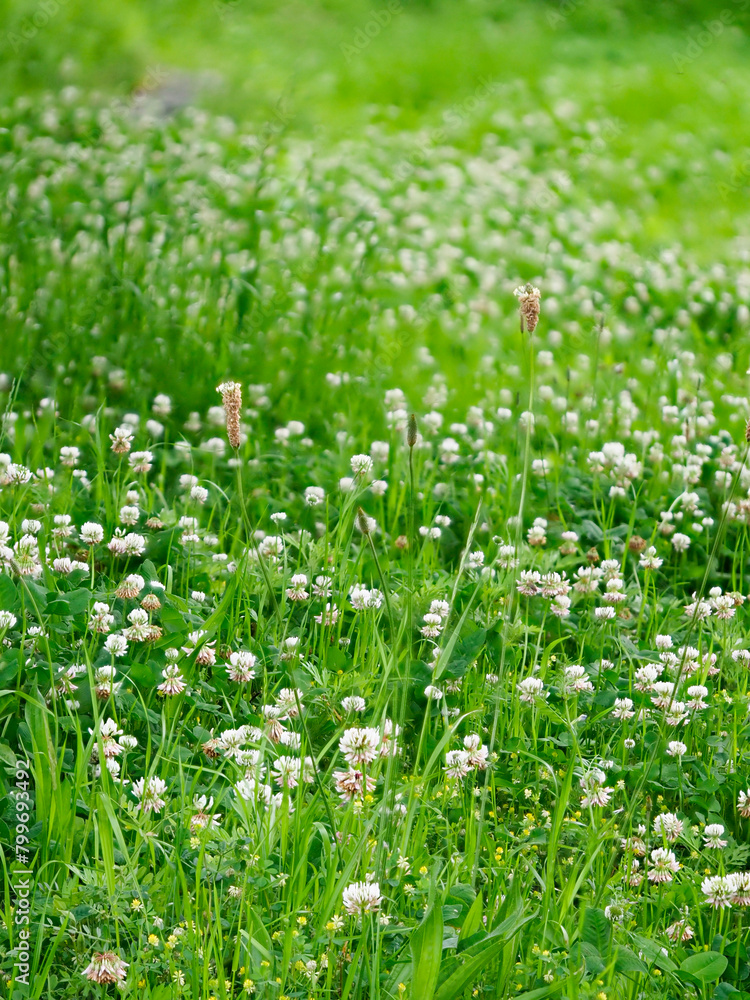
[3,2,750,999]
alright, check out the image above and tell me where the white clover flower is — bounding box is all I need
[342,880,381,915]
[227,650,257,683]
[517,677,546,703]
[80,522,104,544]
[671,532,691,553]
[702,874,734,909]
[339,727,381,766]
[103,634,128,657]
[304,486,325,506]
[341,696,366,713]
[703,824,728,849]
[648,848,680,883]
[350,454,373,476]
[131,776,168,813]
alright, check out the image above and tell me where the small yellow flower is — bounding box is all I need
[419,866,428,876]
[297,916,307,926]
[398,985,407,995]
[148,934,159,946]
[130,898,143,911]
[138,980,146,988]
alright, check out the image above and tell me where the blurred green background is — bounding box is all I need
[3,0,750,252]
[2,0,750,413]
[1,0,750,255]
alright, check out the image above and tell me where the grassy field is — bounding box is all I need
[3,2,750,999]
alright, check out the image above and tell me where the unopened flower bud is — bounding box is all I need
[407,413,418,448]
[356,507,376,535]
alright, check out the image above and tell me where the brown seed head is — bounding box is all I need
[514,282,541,334]
[217,381,242,449]
[628,535,647,553]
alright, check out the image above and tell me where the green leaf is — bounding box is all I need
[458,892,483,945]
[126,661,159,686]
[580,519,604,542]
[433,907,537,1000]
[0,574,18,610]
[680,951,729,982]
[446,882,476,914]
[44,599,72,615]
[714,984,741,998]
[513,984,568,1000]
[581,907,611,954]
[238,908,275,972]
[614,946,648,974]
[571,940,605,974]
[63,588,93,614]
[410,903,444,1000]
[630,933,677,972]
[161,606,188,633]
